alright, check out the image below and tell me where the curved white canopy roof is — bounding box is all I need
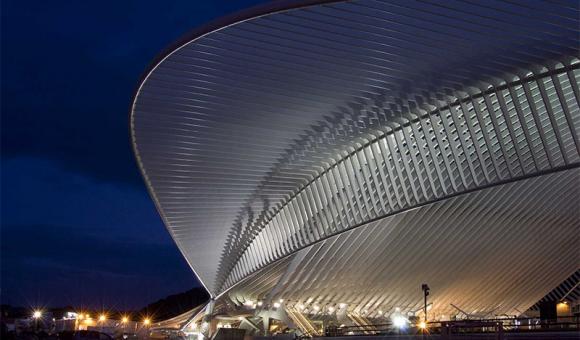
[131,0,580,297]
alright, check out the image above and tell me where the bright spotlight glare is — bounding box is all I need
[33,311,42,319]
[143,318,151,325]
[418,321,427,329]
[121,316,129,323]
[273,302,281,308]
[392,316,408,329]
[99,314,106,322]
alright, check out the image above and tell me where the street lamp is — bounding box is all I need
[421,284,430,325]
[98,314,107,332]
[143,318,151,326]
[32,310,42,332]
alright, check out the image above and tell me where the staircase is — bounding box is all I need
[346,312,377,335]
[286,307,321,336]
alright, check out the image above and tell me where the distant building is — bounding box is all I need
[131,0,580,336]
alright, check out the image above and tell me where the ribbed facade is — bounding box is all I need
[131,0,579,318]
[218,67,580,292]
[227,170,579,318]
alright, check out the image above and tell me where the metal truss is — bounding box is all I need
[226,169,579,318]
[131,0,580,298]
[218,64,580,293]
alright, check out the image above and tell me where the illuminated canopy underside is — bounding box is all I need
[131,0,580,317]
[228,169,579,318]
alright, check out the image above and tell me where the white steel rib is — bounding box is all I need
[131,0,580,312]
[226,169,579,318]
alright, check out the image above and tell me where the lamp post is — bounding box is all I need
[121,316,128,333]
[33,310,42,332]
[421,284,430,324]
[99,314,106,332]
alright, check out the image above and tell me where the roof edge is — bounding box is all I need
[128,0,346,297]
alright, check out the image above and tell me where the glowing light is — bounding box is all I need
[33,311,42,319]
[313,305,320,311]
[244,300,255,307]
[273,302,281,308]
[557,302,569,312]
[121,316,129,323]
[328,306,335,313]
[257,301,263,307]
[143,318,151,325]
[392,316,408,329]
[378,310,383,315]
[339,303,347,309]
[418,321,427,329]
[99,314,106,322]
[86,314,91,319]
[77,314,84,320]
[395,307,401,312]
[279,299,284,303]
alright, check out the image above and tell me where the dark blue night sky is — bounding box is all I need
[1,0,267,310]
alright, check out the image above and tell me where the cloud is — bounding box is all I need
[0,157,198,309]
[0,0,269,186]
[0,0,270,309]
[0,222,198,310]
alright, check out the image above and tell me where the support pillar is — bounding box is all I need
[203,299,215,339]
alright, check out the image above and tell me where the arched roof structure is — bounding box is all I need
[131,0,579,318]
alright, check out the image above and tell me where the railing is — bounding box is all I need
[324,316,580,337]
